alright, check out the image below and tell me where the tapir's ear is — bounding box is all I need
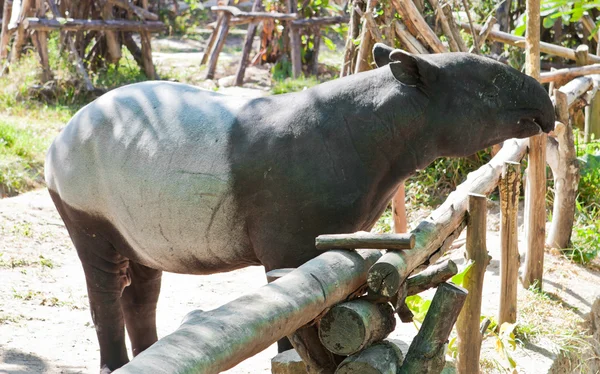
[373,43,395,67]
[388,49,439,87]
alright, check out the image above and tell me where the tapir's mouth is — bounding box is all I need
[518,117,544,135]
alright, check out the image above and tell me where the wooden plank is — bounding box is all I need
[498,161,520,326]
[117,249,382,374]
[205,12,231,80]
[315,232,415,250]
[391,0,447,53]
[456,193,490,373]
[22,17,166,32]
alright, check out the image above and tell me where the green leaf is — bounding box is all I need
[543,16,556,28]
[322,36,336,51]
[450,260,474,288]
[405,294,432,323]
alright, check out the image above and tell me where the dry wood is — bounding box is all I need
[441,4,467,52]
[354,0,375,73]
[0,0,12,59]
[406,260,458,296]
[292,15,349,27]
[22,17,165,32]
[546,87,580,250]
[539,64,600,83]
[584,75,600,142]
[316,232,415,250]
[202,13,223,65]
[456,193,490,373]
[119,249,382,374]
[288,326,338,374]
[559,75,593,109]
[361,6,384,42]
[102,0,122,64]
[576,44,590,67]
[393,184,407,233]
[318,300,395,356]
[461,0,479,53]
[366,138,529,298]
[391,0,447,53]
[458,22,600,63]
[30,0,50,82]
[310,27,321,76]
[341,0,362,76]
[234,0,262,86]
[10,0,33,62]
[107,0,158,20]
[394,20,429,55]
[211,6,297,21]
[469,15,496,53]
[287,0,302,78]
[335,340,404,374]
[399,282,467,374]
[140,31,156,79]
[498,161,520,326]
[205,12,231,80]
[427,0,460,52]
[581,14,598,43]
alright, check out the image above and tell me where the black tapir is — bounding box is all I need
[45,44,554,372]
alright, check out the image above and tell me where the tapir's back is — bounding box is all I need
[45,81,257,273]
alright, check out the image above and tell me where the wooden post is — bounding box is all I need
[234,0,262,86]
[10,0,34,62]
[0,0,12,59]
[336,340,404,374]
[201,13,224,66]
[287,0,302,78]
[318,300,395,356]
[427,0,461,52]
[205,11,231,80]
[498,161,520,326]
[456,193,490,374]
[394,20,429,55]
[393,184,407,233]
[341,0,362,76]
[461,0,479,53]
[575,44,590,66]
[139,0,157,79]
[102,0,122,64]
[399,282,468,374]
[522,0,545,291]
[30,0,51,81]
[585,76,600,142]
[310,26,321,76]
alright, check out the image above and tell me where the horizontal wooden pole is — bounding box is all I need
[23,17,165,32]
[211,6,297,21]
[458,22,600,63]
[291,15,349,27]
[117,249,382,374]
[559,76,594,107]
[540,64,600,83]
[315,232,416,250]
[406,259,458,296]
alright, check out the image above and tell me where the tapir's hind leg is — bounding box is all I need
[121,262,162,356]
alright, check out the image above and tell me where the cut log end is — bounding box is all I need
[335,340,405,374]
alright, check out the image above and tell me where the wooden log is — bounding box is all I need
[0,0,12,59]
[522,0,545,291]
[361,6,384,43]
[318,300,395,356]
[584,75,600,142]
[234,0,262,86]
[456,193,490,373]
[102,0,122,64]
[210,6,297,21]
[498,161,520,326]
[398,282,467,374]
[559,76,594,106]
[10,0,33,62]
[288,325,338,373]
[546,86,580,249]
[441,4,467,52]
[539,64,600,83]
[30,0,51,82]
[393,184,407,233]
[205,12,231,80]
[406,260,458,296]
[394,20,429,55]
[341,0,362,76]
[581,14,599,43]
[391,0,447,53]
[201,13,223,66]
[469,15,496,53]
[576,44,590,66]
[22,17,165,32]
[427,0,460,52]
[354,0,375,73]
[107,0,159,20]
[311,27,321,76]
[335,340,404,374]
[458,22,600,63]
[139,0,157,80]
[366,138,529,298]
[118,249,382,374]
[292,16,349,27]
[316,232,415,250]
[266,268,295,283]
[287,0,302,78]
[123,31,144,68]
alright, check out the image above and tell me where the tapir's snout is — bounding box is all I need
[539,95,556,134]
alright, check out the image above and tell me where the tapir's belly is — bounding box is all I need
[46,82,257,273]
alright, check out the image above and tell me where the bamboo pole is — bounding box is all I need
[456,193,490,373]
[498,162,520,327]
[118,249,382,374]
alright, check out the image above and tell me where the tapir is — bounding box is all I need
[45,44,554,372]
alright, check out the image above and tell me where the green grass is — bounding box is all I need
[270,76,321,95]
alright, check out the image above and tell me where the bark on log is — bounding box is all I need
[546,87,580,250]
[539,64,600,84]
[201,13,223,66]
[391,0,447,53]
[458,22,600,63]
[393,184,407,233]
[205,12,231,80]
[456,193,490,374]
[31,0,51,82]
[398,282,468,374]
[558,76,594,106]
[318,300,395,356]
[288,325,338,374]
[118,249,382,374]
[316,232,415,250]
[102,0,122,64]
[405,260,458,296]
[461,0,480,53]
[335,340,404,374]
[469,15,496,53]
[140,31,157,79]
[22,17,165,32]
[575,44,590,67]
[361,6,384,43]
[0,0,12,59]
[394,20,428,54]
[366,138,529,298]
[211,6,297,21]
[441,4,467,52]
[498,161,520,326]
[522,0,545,291]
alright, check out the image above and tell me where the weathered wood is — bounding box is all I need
[140,31,156,79]
[102,0,122,64]
[30,0,51,81]
[461,0,479,53]
[469,15,496,53]
[559,76,594,106]
[366,138,529,298]
[118,249,382,374]
[316,232,415,251]
[0,0,12,59]
[319,300,395,356]
[399,282,467,374]
[354,0,375,73]
[427,0,460,52]
[394,20,429,55]
[292,16,349,27]
[22,17,165,32]
[10,0,33,62]
[456,193,490,373]
[498,161,520,326]
[205,12,231,80]
[201,13,223,66]
[287,0,302,78]
[441,4,467,52]
[335,340,404,374]
[310,27,321,76]
[584,75,600,142]
[406,260,458,296]
[107,0,159,20]
[211,6,297,21]
[393,184,407,233]
[341,0,362,76]
[234,0,262,86]
[522,0,545,291]
[288,325,338,374]
[576,44,590,67]
[546,87,580,250]
[391,0,447,53]
[581,15,599,43]
[361,5,383,43]
[266,268,295,283]
[539,64,600,83]
[458,22,600,63]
